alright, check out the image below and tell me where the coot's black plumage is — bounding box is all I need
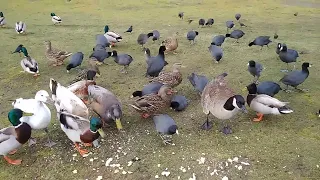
[248,36,272,49]
[280,62,311,91]
[170,95,188,111]
[146,46,168,77]
[278,44,299,71]
[257,81,282,97]
[225,30,245,43]
[131,82,164,98]
[188,73,209,95]
[212,35,225,46]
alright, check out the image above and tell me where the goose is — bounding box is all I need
[201,72,247,133]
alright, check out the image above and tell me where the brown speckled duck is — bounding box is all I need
[150,63,185,88]
[44,40,72,66]
[162,32,178,54]
[69,58,100,85]
[201,72,247,134]
[129,85,175,118]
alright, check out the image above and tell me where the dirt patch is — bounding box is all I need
[283,0,320,8]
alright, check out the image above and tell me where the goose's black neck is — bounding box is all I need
[223,97,235,111]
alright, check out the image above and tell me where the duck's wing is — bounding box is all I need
[106,31,121,38]
[67,80,87,92]
[21,57,38,69]
[130,94,161,111]
[0,126,16,142]
[59,112,89,132]
[53,16,62,21]
[255,94,288,107]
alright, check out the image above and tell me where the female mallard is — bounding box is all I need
[15,21,26,34]
[162,32,179,54]
[50,13,62,25]
[0,108,32,165]
[69,57,100,84]
[150,63,185,88]
[17,46,40,77]
[44,40,72,66]
[12,90,55,147]
[49,78,89,119]
[68,79,96,104]
[0,12,6,27]
[58,110,105,156]
[87,85,123,130]
[129,85,175,119]
[103,25,122,46]
[246,83,293,122]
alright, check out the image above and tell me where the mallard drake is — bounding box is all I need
[50,13,62,25]
[246,83,293,122]
[0,12,6,27]
[16,46,40,77]
[201,72,247,133]
[58,110,105,156]
[162,32,178,54]
[87,85,123,130]
[150,63,185,88]
[44,40,72,66]
[69,58,100,84]
[103,25,122,46]
[12,90,55,147]
[68,79,96,104]
[49,78,89,119]
[0,108,32,165]
[129,85,175,119]
[15,21,26,34]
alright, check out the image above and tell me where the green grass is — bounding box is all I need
[1,0,320,179]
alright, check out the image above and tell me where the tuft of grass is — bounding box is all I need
[0,0,320,179]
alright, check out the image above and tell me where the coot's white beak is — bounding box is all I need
[176,130,179,135]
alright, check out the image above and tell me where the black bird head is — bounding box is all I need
[12,44,23,54]
[248,60,256,67]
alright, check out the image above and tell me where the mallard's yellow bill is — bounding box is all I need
[98,128,106,138]
[115,118,123,130]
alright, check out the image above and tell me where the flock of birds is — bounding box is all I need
[0,10,316,166]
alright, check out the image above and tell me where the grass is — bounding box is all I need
[1,0,320,179]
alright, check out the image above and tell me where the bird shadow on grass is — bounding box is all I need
[37,24,102,28]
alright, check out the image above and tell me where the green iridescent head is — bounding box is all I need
[50,13,56,17]
[104,25,109,33]
[90,117,102,132]
[21,47,29,57]
[8,108,23,126]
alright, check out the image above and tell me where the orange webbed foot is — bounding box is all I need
[253,113,264,122]
[75,143,89,156]
[142,113,150,119]
[4,156,22,165]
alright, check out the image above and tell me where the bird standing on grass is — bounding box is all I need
[201,73,247,133]
[0,12,6,27]
[178,12,184,19]
[248,36,272,49]
[247,60,263,83]
[66,52,84,73]
[225,30,245,43]
[153,114,178,145]
[51,13,62,25]
[124,25,133,33]
[246,83,293,122]
[15,21,26,34]
[110,50,134,73]
[198,18,205,27]
[187,30,199,44]
[279,62,311,92]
